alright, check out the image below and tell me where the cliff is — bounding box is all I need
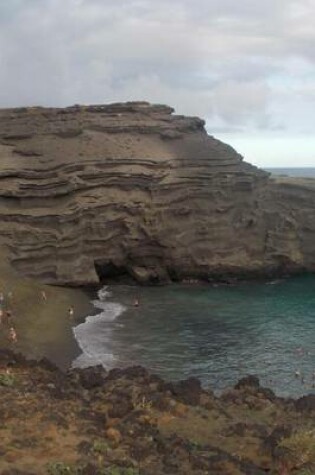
[0,102,314,285]
[1,350,314,474]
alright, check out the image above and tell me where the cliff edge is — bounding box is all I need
[0,350,314,474]
[0,102,314,285]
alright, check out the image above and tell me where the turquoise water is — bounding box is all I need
[74,276,315,398]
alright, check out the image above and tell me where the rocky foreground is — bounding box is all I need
[0,350,314,474]
[1,102,315,286]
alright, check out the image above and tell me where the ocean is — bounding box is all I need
[73,168,315,398]
[73,277,315,398]
[265,167,315,177]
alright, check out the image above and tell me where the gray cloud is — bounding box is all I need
[0,0,315,136]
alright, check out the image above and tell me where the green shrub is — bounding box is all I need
[278,430,315,469]
[92,439,110,454]
[0,373,15,387]
[133,396,152,411]
[46,461,74,475]
[105,467,140,475]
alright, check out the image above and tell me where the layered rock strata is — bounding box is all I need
[0,102,314,285]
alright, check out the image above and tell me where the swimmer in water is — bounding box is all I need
[133,299,139,307]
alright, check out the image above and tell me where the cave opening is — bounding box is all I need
[94,260,133,284]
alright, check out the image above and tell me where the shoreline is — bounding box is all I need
[0,270,99,370]
[36,278,315,387]
[4,275,315,398]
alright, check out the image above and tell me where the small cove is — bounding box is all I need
[73,275,315,398]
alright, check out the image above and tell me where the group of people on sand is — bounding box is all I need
[0,288,77,346]
[0,292,17,344]
[42,289,75,319]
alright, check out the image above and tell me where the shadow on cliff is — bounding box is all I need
[94,261,135,285]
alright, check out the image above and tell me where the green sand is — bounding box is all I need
[0,257,94,368]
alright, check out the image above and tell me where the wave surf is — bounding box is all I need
[72,286,126,368]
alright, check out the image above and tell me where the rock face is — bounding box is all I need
[0,101,314,285]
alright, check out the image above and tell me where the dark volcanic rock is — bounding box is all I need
[264,425,293,457]
[167,377,203,406]
[295,394,315,412]
[72,365,107,389]
[234,375,276,402]
[0,102,314,285]
[0,350,314,474]
[107,398,134,419]
[235,375,261,389]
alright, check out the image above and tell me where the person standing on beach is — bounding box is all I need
[9,327,17,344]
[5,310,14,325]
[41,290,47,302]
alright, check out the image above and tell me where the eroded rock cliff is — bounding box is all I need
[0,102,314,285]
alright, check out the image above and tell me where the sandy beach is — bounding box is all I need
[0,255,97,369]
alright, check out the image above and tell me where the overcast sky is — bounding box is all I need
[1,0,315,167]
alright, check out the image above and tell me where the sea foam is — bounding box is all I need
[72,286,126,368]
